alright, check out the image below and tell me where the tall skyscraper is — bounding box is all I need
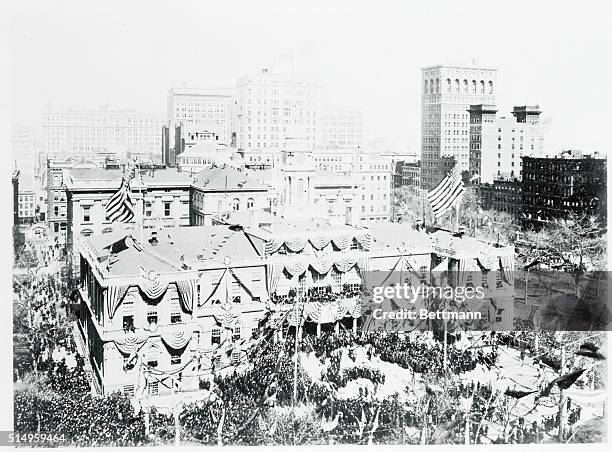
[420,64,497,190]
[235,69,322,151]
[166,87,235,146]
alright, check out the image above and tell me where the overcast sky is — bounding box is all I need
[7,0,611,154]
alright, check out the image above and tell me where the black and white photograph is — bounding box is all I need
[2,0,610,448]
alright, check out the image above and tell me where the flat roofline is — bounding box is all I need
[420,64,498,71]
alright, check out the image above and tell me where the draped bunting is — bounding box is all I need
[499,256,514,285]
[284,255,309,276]
[138,267,168,300]
[500,255,514,272]
[310,255,335,275]
[267,264,281,294]
[463,258,482,272]
[477,254,496,270]
[113,331,148,355]
[176,279,197,314]
[303,302,324,322]
[106,285,129,320]
[265,231,372,254]
[355,232,372,250]
[200,269,226,306]
[160,327,192,350]
[281,255,359,277]
[227,267,254,298]
[334,256,359,273]
[290,298,362,325]
[214,301,239,329]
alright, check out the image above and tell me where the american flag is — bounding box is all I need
[105,175,135,223]
[427,163,465,218]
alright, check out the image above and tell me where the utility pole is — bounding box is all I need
[558,346,566,442]
[443,296,448,370]
[292,291,302,408]
[172,378,180,447]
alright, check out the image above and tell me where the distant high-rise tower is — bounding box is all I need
[235,69,322,151]
[420,64,497,190]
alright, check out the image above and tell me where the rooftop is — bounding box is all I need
[85,225,265,277]
[192,165,267,192]
[366,223,431,254]
[178,141,230,158]
[65,168,192,190]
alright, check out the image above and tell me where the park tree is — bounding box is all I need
[520,213,607,331]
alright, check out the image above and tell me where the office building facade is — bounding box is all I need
[421,64,497,190]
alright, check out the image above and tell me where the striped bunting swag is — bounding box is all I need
[106,176,135,223]
[427,164,465,218]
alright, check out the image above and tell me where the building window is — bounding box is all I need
[247,198,254,209]
[170,311,181,324]
[82,205,91,222]
[147,310,158,325]
[212,327,221,345]
[232,198,240,210]
[332,272,342,286]
[419,266,428,283]
[148,381,158,396]
[164,202,171,217]
[124,384,135,397]
[123,315,134,331]
[170,351,181,365]
[233,325,241,341]
[145,202,152,217]
[231,351,241,366]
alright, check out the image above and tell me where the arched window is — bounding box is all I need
[435,78,440,93]
[430,79,435,94]
[81,229,93,237]
[424,80,429,94]
[446,79,451,93]
[454,79,460,93]
[232,198,240,211]
[247,198,254,209]
[463,79,468,93]
[472,80,477,94]
[488,81,493,94]
[480,80,485,94]
[102,227,113,234]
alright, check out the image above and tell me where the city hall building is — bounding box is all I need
[75,212,516,405]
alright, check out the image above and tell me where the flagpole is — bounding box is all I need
[139,160,144,245]
[455,199,460,232]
